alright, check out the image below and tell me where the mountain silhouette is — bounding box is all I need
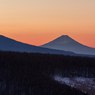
[41,35,95,55]
[0,35,77,56]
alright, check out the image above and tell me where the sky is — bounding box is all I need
[0,0,95,47]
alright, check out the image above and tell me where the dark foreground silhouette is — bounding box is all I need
[0,51,94,95]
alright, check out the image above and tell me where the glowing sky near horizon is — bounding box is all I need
[0,0,95,47]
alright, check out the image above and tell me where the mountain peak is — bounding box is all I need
[59,35,70,39]
[41,35,95,55]
[61,35,69,37]
[51,35,74,44]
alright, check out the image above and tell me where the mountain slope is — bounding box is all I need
[0,35,77,56]
[41,35,95,55]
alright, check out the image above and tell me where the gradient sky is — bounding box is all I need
[0,0,95,47]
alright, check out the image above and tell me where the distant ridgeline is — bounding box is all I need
[0,35,95,58]
[0,51,94,95]
[41,35,95,55]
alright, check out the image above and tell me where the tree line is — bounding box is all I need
[0,51,94,95]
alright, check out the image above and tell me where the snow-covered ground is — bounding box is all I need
[54,76,95,95]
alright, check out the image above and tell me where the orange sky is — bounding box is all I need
[0,0,95,47]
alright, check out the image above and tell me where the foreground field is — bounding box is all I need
[54,76,95,95]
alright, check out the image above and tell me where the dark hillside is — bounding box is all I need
[0,51,94,95]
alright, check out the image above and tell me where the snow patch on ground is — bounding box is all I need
[54,76,95,95]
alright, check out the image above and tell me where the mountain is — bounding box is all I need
[0,35,77,56]
[41,35,95,55]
